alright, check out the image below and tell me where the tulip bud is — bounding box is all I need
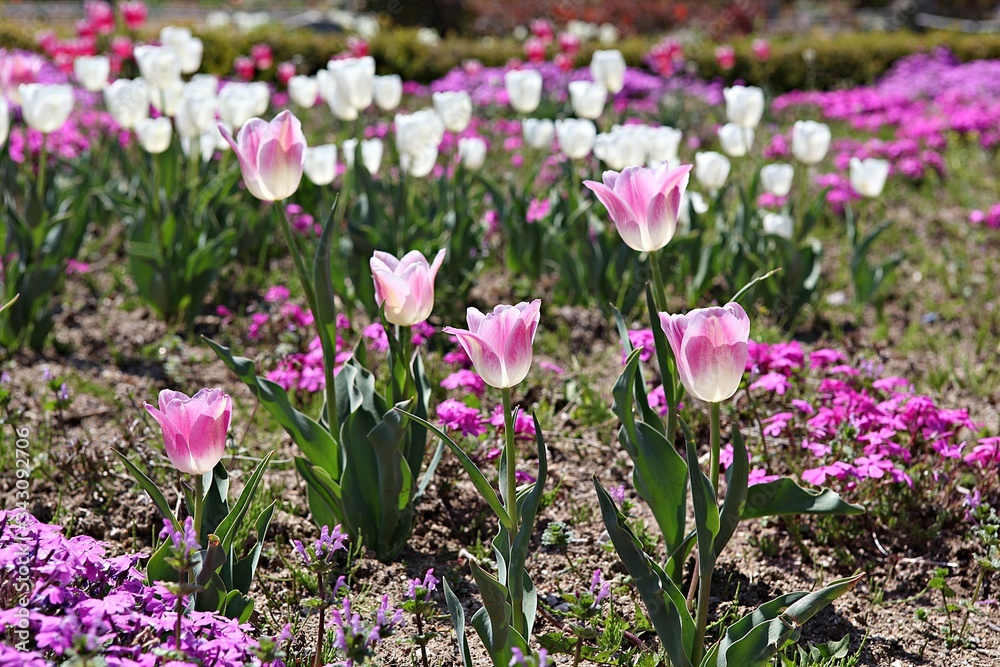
[723,85,765,129]
[174,87,217,139]
[659,303,750,404]
[432,90,473,133]
[555,118,596,160]
[444,300,542,389]
[522,117,554,149]
[849,157,890,198]
[395,108,445,178]
[371,249,446,327]
[220,109,307,201]
[504,69,543,114]
[288,75,319,108]
[568,80,607,120]
[584,162,692,253]
[19,83,74,134]
[218,82,258,130]
[792,120,831,165]
[73,55,110,92]
[694,151,730,191]
[304,143,338,186]
[374,74,403,111]
[718,122,754,158]
[592,126,646,171]
[144,388,232,475]
[760,163,794,197]
[327,56,375,119]
[121,0,148,30]
[647,126,682,165]
[715,45,736,70]
[458,137,487,171]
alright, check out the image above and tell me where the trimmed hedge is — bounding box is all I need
[5,19,1000,91]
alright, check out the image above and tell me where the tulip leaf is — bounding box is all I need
[644,283,681,417]
[397,408,513,531]
[232,501,276,595]
[741,479,865,520]
[144,540,177,585]
[204,337,341,478]
[595,478,694,667]
[200,462,230,546]
[468,559,530,667]
[215,451,275,554]
[313,196,341,428]
[508,414,547,637]
[339,408,382,553]
[294,457,344,528]
[709,573,865,667]
[715,427,749,557]
[366,400,417,561]
[112,449,179,531]
[443,577,474,667]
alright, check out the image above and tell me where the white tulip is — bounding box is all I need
[762,212,794,240]
[187,74,219,98]
[718,122,754,157]
[849,157,890,198]
[304,144,338,186]
[694,151,731,191]
[104,79,149,129]
[760,163,795,197]
[568,80,607,120]
[723,85,765,129]
[792,120,831,165]
[218,83,258,130]
[134,45,182,90]
[159,26,193,49]
[174,87,217,139]
[179,37,204,75]
[555,118,596,159]
[343,137,384,175]
[395,108,445,177]
[593,126,646,170]
[288,76,319,108]
[458,137,487,170]
[248,81,270,116]
[136,117,172,154]
[0,99,8,147]
[432,90,473,133]
[328,56,375,117]
[373,75,402,111]
[647,126,682,164]
[73,55,110,92]
[147,78,184,117]
[505,69,543,114]
[522,118,554,149]
[590,49,626,94]
[19,84,74,134]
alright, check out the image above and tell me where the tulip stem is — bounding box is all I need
[648,252,678,443]
[36,141,47,204]
[693,566,712,665]
[501,386,524,637]
[709,402,722,492]
[193,473,205,540]
[648,251,667,312]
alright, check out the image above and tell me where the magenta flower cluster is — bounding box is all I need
[0,510,282,666]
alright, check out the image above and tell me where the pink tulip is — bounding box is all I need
[144,388,232,475]
[524,37,546,63]
[715,45,736,70]
[558,32,580,57]
[120,0,148,30]
[251,43,274,71]
[530,19,555,43]
[659,303,750,404]
[276,61,296,86]
[444,300,541,389]
[220,110,306,202]
[370,249,446,327]
[584,163,692,253]
[234,55,255,81]
[752,38,771,62]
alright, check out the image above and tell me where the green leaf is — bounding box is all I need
[595,478,694,667]
[112,449,179,530]
[644,283,681,413]
[200,462,231,546]
[313,196,341,427]
[741,479,864,520]
[711,573,865,667]
[715,427,749,556]
[397,408,513,530]
[508,414,547,637]
[215,451,275,554]
[205,337,341,477]
[339,408,382,551]
[365,400,417,561]
[468,560,529,667]
[443,577,474,667]
[232,501,276,594]
[294,457,344,528]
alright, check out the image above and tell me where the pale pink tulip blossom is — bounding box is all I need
[220,109,306,201]
[584,163,692,253]
[144,388,232,475]
[659,303,750,404]
[444,300,542,389]
[370,249,446,327]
